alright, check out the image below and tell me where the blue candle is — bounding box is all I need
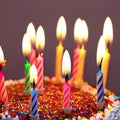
[31,80,38,117]
[96,70,104,108]
[96,35,105,110]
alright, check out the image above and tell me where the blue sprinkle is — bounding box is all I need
[114,95,120,99]
[53,116,57,120]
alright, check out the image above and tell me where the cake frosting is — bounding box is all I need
[0,77,120,120]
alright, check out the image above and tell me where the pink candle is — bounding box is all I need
[62,50,71,109]
[63,81,70,108]
[72,47,79,83]
[0,69,8,106]
[35,26,45,91]
[0,46,8,108]
[36,53,44,90]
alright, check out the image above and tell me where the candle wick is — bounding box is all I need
[106,42,110,52]
[77,42,80,48]
[59,37,62,45]
[33,79,36,89]
[81,43,85,49]
[99,58,103,70]
[25,57,28,61]
[65,74,69,81]
[0,65,2,71]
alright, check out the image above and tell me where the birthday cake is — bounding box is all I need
[0,16,119,120]
[0,78,120,120]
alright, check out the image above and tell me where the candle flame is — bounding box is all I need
[30,64,38,84]
[103,17,113,44]
[96,35,106,66]
[36,26,45,52]
[62,50,71,75]
[26,22,36,45]
[74,18,82,43]
[0,46,4,64]
[74,18,88,44]
[22,33,31,57]
[56,16,67,40]
[81,20,88,43]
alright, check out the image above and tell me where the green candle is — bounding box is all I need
[24,59,31,92]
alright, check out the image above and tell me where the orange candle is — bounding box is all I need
[101,17,113,88]
[54,16,67,84]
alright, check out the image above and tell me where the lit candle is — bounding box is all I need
[77,20,88,83]
[27,22,36,66]
[62,50,71,109]
[30,65,38,119]
[22,33,31,93]
[102,17,113,88]
[0,46,8,109]
[71,18,82,86]
[71,19,88,88]
[54,16,67,84]
[96,36,105,110]
[35,25,45,91]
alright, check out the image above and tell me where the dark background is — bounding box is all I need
[0,0,120,95]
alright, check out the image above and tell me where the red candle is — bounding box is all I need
[0,46,8,108]
[35,26,45,91]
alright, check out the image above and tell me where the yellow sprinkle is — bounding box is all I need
[81,117,88,120]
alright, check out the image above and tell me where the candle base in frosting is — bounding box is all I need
[31,114,39,120]
[62,106,72,114]
[97,102,104,110]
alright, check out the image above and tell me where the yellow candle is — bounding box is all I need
[55,41,64,83]
[54,16,67,84]
[102,16,113,88]
[77,45,86,82]
[101,49,110,88]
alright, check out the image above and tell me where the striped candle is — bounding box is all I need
[62,50,71,109]
[31,81,38,116]
[63,81,70,108]
[30,47,36,66]
[96,70,104,109]
[24,59,31,93]
[30,65,38,118]
[72,47,79,81]
[0,70,8,107]
[96,36,106,110]
[36,54,44,90]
